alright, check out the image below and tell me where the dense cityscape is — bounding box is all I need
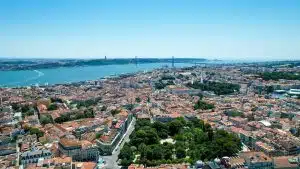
[0,61,299,169]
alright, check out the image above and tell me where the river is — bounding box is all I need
[0,62,194,87]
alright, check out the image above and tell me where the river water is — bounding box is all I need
[0,62,195,87]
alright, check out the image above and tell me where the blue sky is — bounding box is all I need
[0,0,300,60]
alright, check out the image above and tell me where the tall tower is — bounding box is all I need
[172,56,174,67]
[105,56,107,60]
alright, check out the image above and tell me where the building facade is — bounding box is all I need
[97,114,133,155]
[58,139,99,161]
[20,150,52,165]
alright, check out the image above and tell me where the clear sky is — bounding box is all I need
[0,0,299,60]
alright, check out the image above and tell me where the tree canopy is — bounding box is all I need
[194,100,215,110]
[54,109,95,123]
[259,72,300,81]
[187,81,240,95]
[135,97,141,103]
[11,103,35,117]
[24,126,44,138]
[40,114,53,125]
[72,97,101,109]
[111,109,121,116]
[119,117,242,167]
[224,110,243,117]
[154,79,175,90]
[47,104,58,111]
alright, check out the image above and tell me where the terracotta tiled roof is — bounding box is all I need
[73,162,97,169]
[81,162,97,169]
[273,156,299,168]
[53,156,72,164]
[59,138,81,147]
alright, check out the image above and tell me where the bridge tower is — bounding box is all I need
[172,56,174,67]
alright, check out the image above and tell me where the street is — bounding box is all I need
[101,117,136,169]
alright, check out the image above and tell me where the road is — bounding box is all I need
[101,117,136,169]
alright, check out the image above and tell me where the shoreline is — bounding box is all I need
[0,58,208,71]
[1,60,299,88]
[0,63,193,89]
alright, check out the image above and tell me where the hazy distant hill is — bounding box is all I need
[0,58,207,71]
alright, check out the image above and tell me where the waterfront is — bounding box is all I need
[0,61,299,169]
[0,62,194,87]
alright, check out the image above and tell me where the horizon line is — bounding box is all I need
[0,56,299,62]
